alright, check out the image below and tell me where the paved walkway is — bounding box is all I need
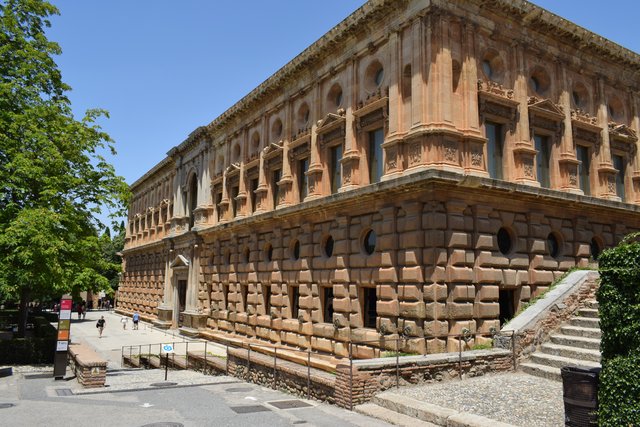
[386,371,564,426]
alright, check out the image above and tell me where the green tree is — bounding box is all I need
[0,0,129,337]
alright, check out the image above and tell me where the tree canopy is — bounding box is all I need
[0,0,129,335]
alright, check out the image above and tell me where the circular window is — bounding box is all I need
[590,238,601,260]
[497,227,512,255]
[291,240,301,260]
[374,68,384,87]
[547,233,560,258]
[271,119,283,140]
[265,244,273,262]
[482,60,492,79]
[298,103,310,126]
[529,67,550,96]
[363,230,376,255]
[243,247,250,264]
[324,235,334,258]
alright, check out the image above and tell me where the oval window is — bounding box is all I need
[547,233,560,258]
[363,230,376,255]
[497,228,512,255]
[324,235,334,258]
[292,240,301,260]
[590,238,601,260]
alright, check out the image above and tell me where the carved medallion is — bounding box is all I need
[408,142,421,165]
[444,142,458,163]
[471,149,483,167]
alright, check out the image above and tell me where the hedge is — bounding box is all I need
[597,234,640,425]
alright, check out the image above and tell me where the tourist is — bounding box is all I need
[121,315,128,330]
[96,316,105,338]
[132,311,140,330]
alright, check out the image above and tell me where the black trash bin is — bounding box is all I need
[561,365,601,426]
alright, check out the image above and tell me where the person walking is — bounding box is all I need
[121,315,128,330]
[96,316,105,338]
[132,311,140,330]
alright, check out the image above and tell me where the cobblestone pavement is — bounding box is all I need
[391,372,564,426]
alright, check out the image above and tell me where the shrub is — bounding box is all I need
[597,233,640,425]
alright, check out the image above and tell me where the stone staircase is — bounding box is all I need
[520,300,601,381]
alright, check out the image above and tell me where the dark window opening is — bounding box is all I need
[289,286,299,319]
[324,235,334,258]
[363,287,377,329]
[250,178,259,213]
[577,145,591,195]
[486,122,503,180]
[272,169,281,208]
[323,287,334,324]
[590,238,601,261]
[231,186,239,217]
[534,134,551,188]
[222,284,229,310]
[368,128,384,183]
[265,244,273,262]
[263,284,271,313]
[292,240,300,260]
[363,230,376,255]
[178,280,187,313]
[189,176,198,228]
[497,227,512,255]
[498,289,515,326]
[243,247,250,263]
[215,192,223,221]
[547,233,560,258]
[330,145,342,194]
[298,158,309,201]
[613,154,625,201]
[241,284,248,312]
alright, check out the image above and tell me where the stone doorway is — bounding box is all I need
[499,289,515,326]
[178,279,187,326]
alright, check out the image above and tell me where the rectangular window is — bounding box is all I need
[262,284,271,314]
[368,128,384,183]
[231,186,239,217]
[250,178,259,213]
[298,157,309,202]
[289,285,299,319]
[330,145,342,194]
[534,134,550,188]
[362,287,377,329]
[222,283,229,310]
[613,154,626,201]
[485,122,503,180]
[576,145,591,195]
[322,286,334,324]
[272,169,281,209]
[215,192,223,221]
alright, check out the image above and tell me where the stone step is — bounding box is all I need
[529,352,601,370]
[560,325,601,339]
[520,362,561,381]
[540,343,601,363]
[569,316,600,329]
[585,300,599,310]
[355,403,439,427]
[550,334,601,351]
[577,308,599,319]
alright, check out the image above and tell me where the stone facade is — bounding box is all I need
[118,0,640,357]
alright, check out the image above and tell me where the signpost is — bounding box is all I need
[53,296,73,379]
[162,343,174,381]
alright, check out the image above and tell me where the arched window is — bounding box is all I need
[188,174,198,229]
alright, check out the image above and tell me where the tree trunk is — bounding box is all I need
[17,286,30,338]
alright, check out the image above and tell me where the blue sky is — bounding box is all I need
[44,1,639,226]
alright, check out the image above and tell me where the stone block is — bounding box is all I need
[424,283,447,302]
[447,266,474,283]
[424,302,446,320]
[424,320,448,337]
[473,302,499,318]
[449,249,472,266]
[400,265,423,282]
[476,284,499,301]
[399,319,423,337]
[311,337,334,353]
[424,212,447,229]
[426,338,446,353]
[403,338,426,355]
[446,231,471,248]
[425,230,445,247]
[446,302,474,319]
[399,301,426,319]
[299,295,314,310]
[333,297,351,313]
[313,323,335,338]
[377,284,397,300]
[448,284,475,301]
[530,269,553,285]
[425,266,447,283]
[377,300,399,317]
[378,317,397,334]
[474,267,504,283]
[256,315,271,328]
[398,284,422,301]
[501,269,518,286]
[518,285,531,301]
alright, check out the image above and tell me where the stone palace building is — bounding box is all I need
[117,0,640,358]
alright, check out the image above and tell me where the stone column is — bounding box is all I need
[341,58,360,191]
[154,248,174,329]
[631,91,640,203]
[511,42,537,185]
[557,60,581,193]
[595,77,618,200]
[306,82,324,199]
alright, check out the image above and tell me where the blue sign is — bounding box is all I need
[162,344,174,353]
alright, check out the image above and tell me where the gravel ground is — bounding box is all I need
[391,372,564,427]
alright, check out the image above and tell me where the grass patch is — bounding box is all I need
[471,341,493,351]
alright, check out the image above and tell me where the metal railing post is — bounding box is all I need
[273,347,277,390]
[396,338,400,389]
[226,343,229,374]
[349,342,354,411]
[186,342,189,368]
[204,341,208,374]
[121,346,124,366]
[512,330,517,370]
[307,349,311,400]
[247,345,251,381]
[172,341,176,368]
[458,335,462,380]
